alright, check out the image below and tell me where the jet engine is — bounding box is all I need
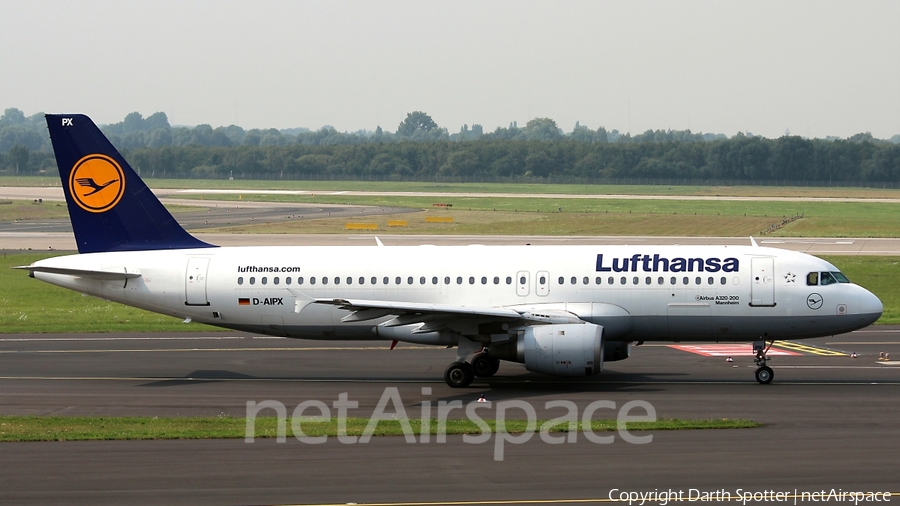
[519,323,604,376]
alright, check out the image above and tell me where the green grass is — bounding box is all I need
[4,175,900,199]
[0,200,70,221]
[191,192,900,238]
[2,254,898,334]
[209,208,780,237]
[0,252,218,333]
[0,415,760,442]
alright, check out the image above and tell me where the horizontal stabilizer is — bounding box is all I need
[14,265,142,280]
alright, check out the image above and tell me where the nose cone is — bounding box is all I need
[859,288,883,325]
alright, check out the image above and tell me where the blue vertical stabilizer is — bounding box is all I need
[46,114,215,253]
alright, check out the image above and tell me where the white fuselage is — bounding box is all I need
[32,244,883,344]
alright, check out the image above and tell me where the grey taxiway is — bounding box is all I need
[1,331,899,505]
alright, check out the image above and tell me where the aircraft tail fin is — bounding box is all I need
[45,114,214,253]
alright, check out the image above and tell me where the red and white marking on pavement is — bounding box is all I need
[668,344,802,357]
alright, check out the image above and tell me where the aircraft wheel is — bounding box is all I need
[471,354,500,377]
[444,362,475,388]
[755,366,774,384]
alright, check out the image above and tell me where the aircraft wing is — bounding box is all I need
[316,298,522,323]
[13,265,142,280]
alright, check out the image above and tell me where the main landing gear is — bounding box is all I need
[444,337,500,388]
[754,340,774,384]
[444,353,501,388]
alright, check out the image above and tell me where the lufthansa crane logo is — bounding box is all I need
[807,293,824,310]
[68,154,125,213]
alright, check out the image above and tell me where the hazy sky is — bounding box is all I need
[3,1,898,138]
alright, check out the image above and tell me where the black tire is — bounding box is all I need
[471,354,501,377]
[755,366,774,384]
[444,362,475,388]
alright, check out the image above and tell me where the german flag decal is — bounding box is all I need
[238,298,250,306]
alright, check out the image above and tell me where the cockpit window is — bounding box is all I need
[820,272,838,285]
[806,272,819,286]
[831,271,850,283]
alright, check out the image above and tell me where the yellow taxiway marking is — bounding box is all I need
[773,340,846,356]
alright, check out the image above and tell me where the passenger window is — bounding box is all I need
[433,277,439,285]
[444,276,450,284]
[820,272,838,285]
[407,277,414,285]
[322,277,328,285]
[506,276,512,285]
[682,277,689,285]
[249,277,256,285]
[310,277,316,285]
[359,277,364,285]
[807,272,819,286]
[457,277,463,285]
[347,277,353,285]
[707,277,714,285]
[670,277,676,285]
[395,276,401,285]
[658,277,664,285]
[262,277,268,285]
[382,276,388,285]
[608,277,614,285]
[286,277,292,285]
[419,276,426,285]
[493,276,500,285]
[539,275,546,284]
[334,277,340,285]
[274,277,280,285]
[238,277,243,285]
[632,277,639,285]
[298,277,304,285]
[720,277,726,285]
[558,276,565,285]
[695,277,701,285]
[469,276,475,285]
[520,276,527,285]
[596,277,602,285]
[481,276,487,285]
[620,277,626,285]
[645,277,651,285]
[582,277,589,285]
[571,277,577,285]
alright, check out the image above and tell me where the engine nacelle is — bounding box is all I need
[603,341,631,362]
[522,323,603,376]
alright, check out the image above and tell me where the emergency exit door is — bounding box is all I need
[185,257,210,306]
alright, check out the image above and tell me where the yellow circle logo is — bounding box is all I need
[68,154,125,213]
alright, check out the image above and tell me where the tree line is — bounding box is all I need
[2,108,899,182]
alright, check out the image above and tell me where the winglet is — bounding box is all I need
[45,114,214,254]
[750,236,759,247]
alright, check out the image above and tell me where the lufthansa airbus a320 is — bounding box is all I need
[17,114,883,387]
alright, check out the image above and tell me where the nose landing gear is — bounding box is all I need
[754,340,774,384]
